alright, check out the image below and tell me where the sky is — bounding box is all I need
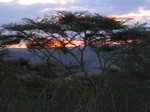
[0,0,150,26]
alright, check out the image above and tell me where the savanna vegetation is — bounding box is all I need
[0,11,150,112]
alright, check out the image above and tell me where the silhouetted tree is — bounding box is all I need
[2,11,130,87]
[1,11,150,112]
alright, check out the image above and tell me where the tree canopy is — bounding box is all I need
[1,11,150,73]
[2,11,128,48]
[1,11,150,74]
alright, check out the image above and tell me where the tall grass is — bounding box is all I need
[0,59,150,112]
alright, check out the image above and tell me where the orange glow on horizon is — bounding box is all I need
[8,39,84,48]
[8,39,140,48]
[8,42,27,48]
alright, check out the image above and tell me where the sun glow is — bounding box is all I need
[8,41,27,48]
[9,39,84,48]
[9,38,138,48]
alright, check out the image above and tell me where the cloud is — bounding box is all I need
[0,0,13,3]
[39,5,95,13]
[121,7,150,19]
[39,7,66,12]
[0,0,75,5]
[73,0,150,15]
[0,0,150,26]
[113,7,150,25]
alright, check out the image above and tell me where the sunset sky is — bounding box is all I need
[0,0,150,26]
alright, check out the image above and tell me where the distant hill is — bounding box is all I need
[7,47,116,72]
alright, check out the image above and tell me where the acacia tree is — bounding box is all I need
[2,11,150,112]
[3,11,128,87]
